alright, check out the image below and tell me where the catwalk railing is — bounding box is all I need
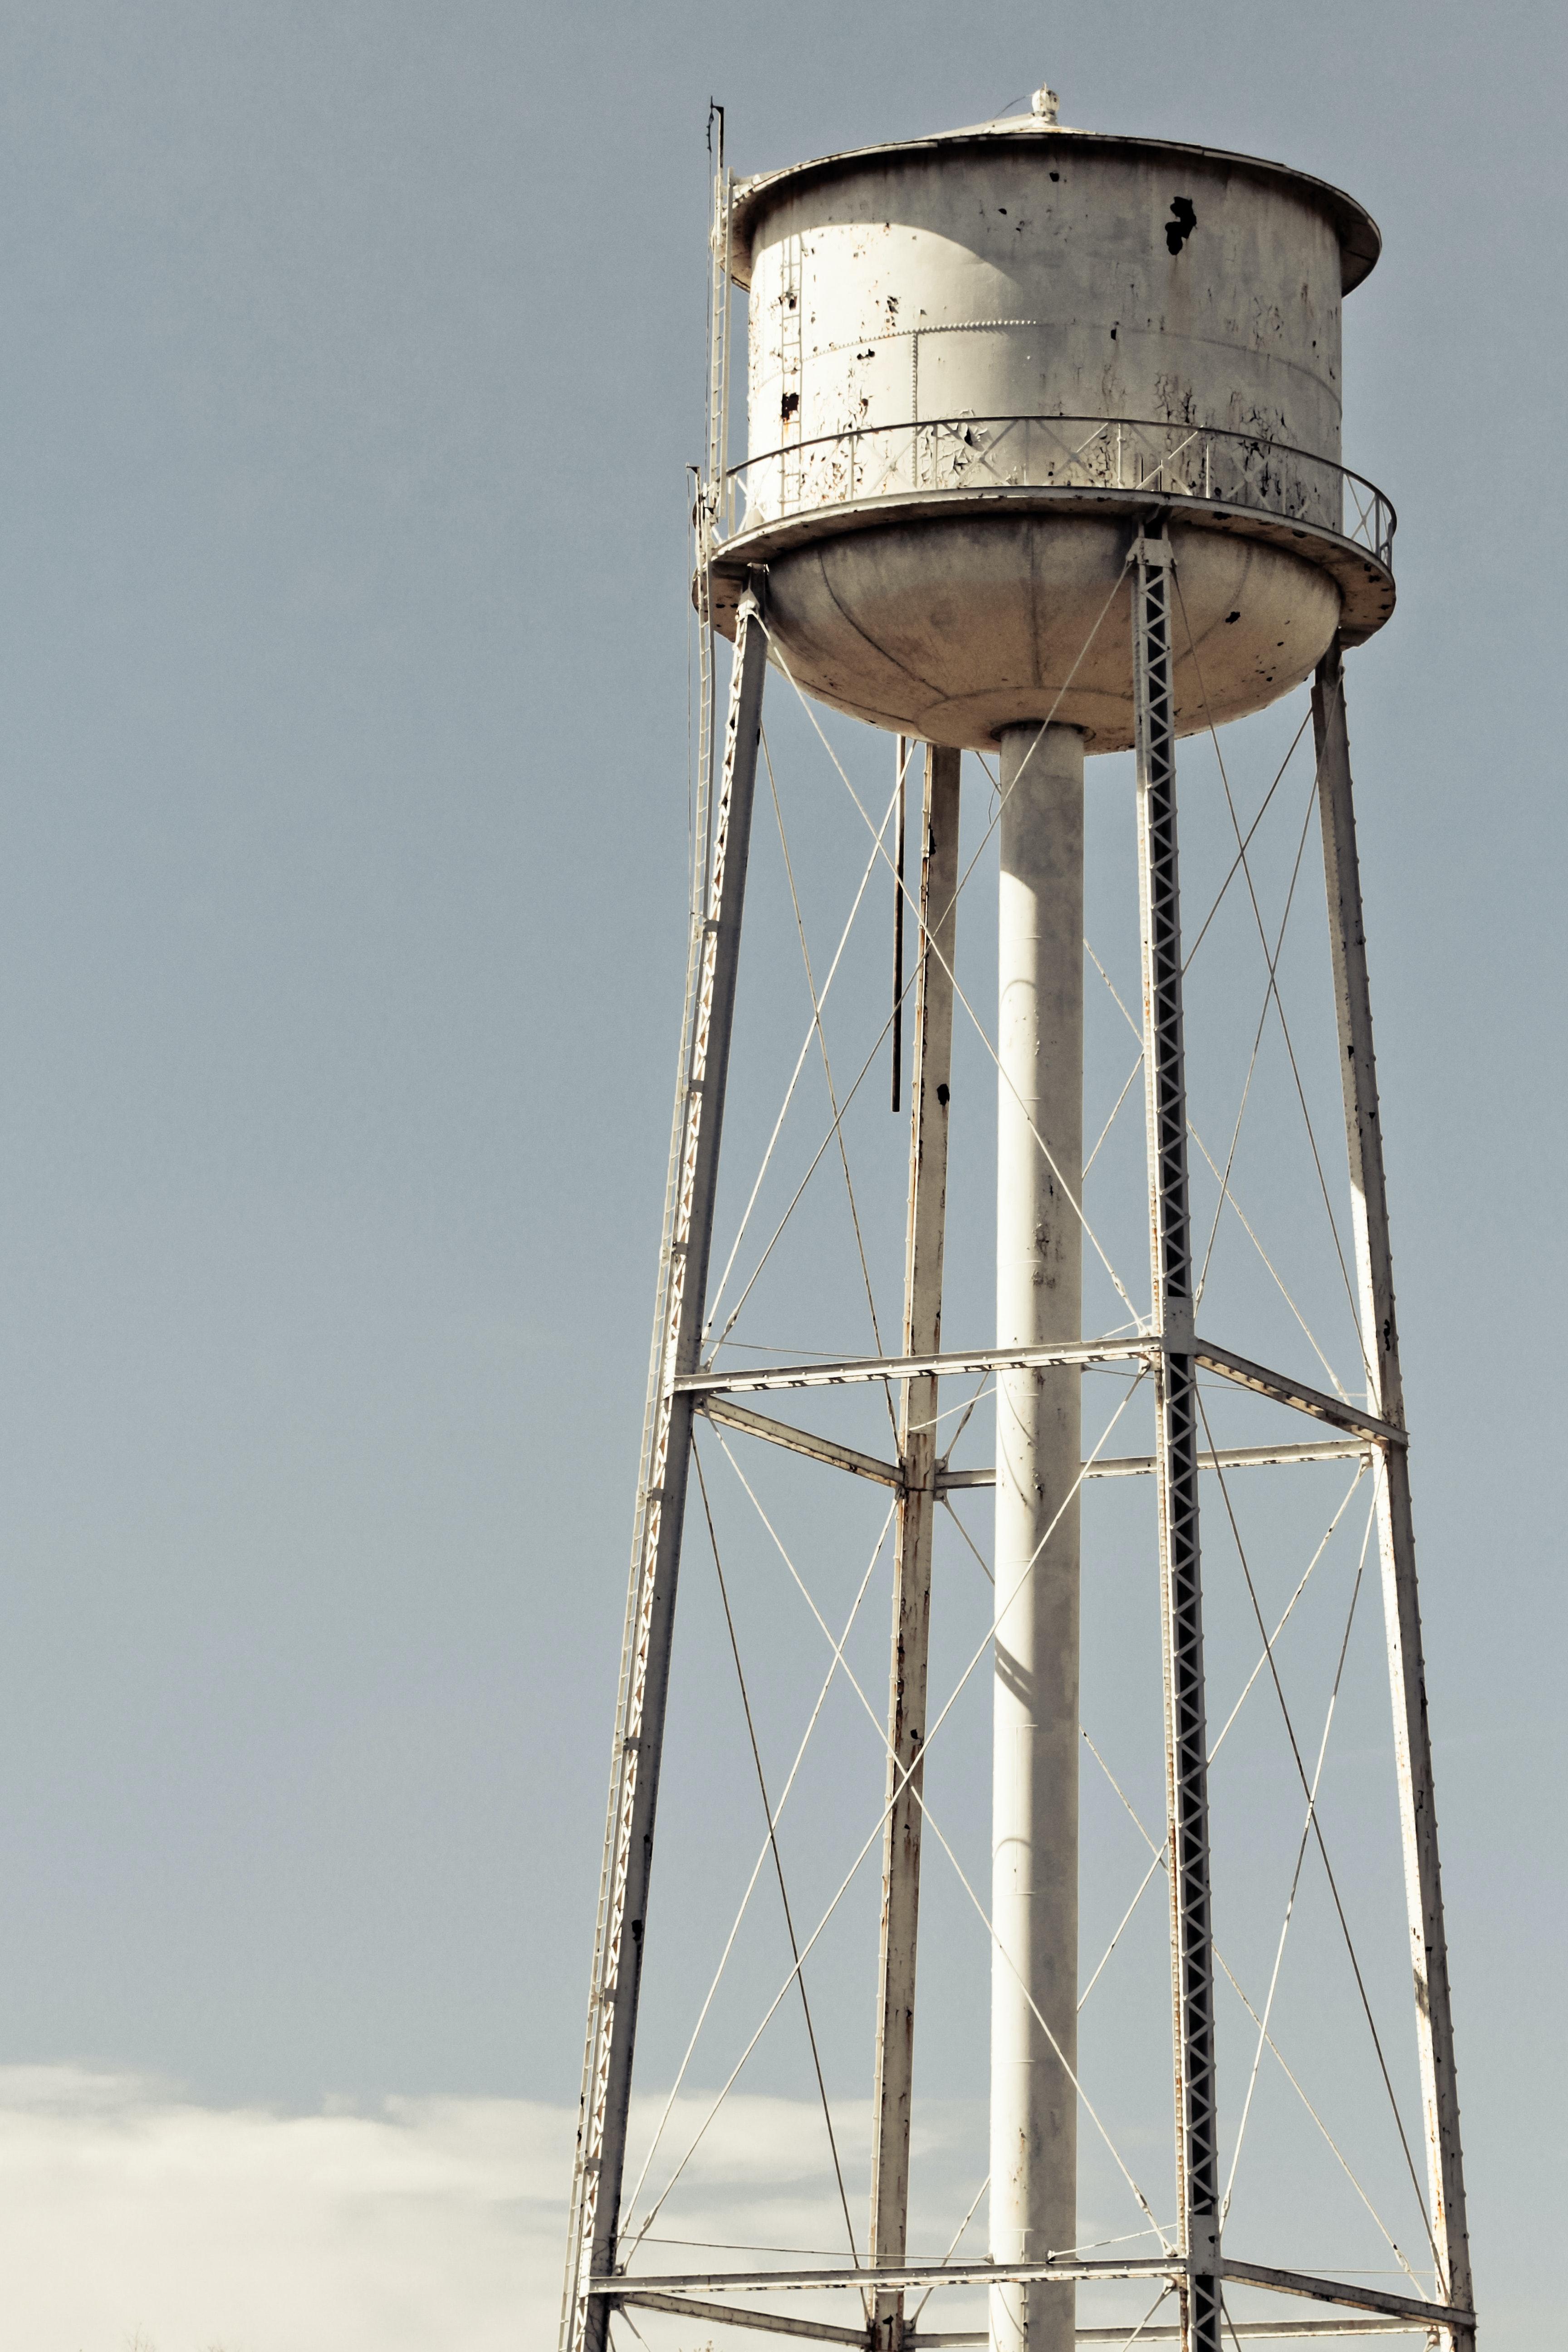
[720,414,1396,570]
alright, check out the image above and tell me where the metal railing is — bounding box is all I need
[721,413,1396,570]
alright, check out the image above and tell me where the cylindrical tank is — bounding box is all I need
[714,105,1392,748]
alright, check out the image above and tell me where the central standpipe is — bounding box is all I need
[991,723,1085,2352]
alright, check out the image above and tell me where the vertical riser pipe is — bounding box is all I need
[991,721,1085,2352]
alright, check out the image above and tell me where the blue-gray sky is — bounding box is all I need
[0,2,1560,2344]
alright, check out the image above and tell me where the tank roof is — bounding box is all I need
[728,113,1381,294]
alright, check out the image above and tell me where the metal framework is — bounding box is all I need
[560,323,1472,2352]
[719,413,1397,568]
[1133,530,1221,2352]
[869,745,962,2350]
[560,576,767,2352]
[1311,647,1473,2345]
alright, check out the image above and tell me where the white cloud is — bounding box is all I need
[0,2067,570,2352]
[0,2069,992,2352]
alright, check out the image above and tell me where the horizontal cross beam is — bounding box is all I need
[607,2307,1424,2351]
[939,1436,1371,1490]
[698,1406,1370,1494]
[914,2330,1427,2349]
[590,2259,1470,2332]
[606,2302,1426,2352]
[679,1337,1405,1450]
[1074,2331,1424,2347]
[675,1337,1150,1396]
[592,2257,1176,2296]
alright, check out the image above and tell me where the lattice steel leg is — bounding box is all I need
[560,578,769,2352]
[1312,643,1474,2351]
[1133,530,1221,2352]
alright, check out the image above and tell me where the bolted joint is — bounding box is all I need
[1161,1300,1197,1353]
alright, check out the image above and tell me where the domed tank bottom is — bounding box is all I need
[736,513,1342,753]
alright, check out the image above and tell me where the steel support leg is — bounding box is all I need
[1311,643,1473,2348]
[990,721,1085,2352]
[1133,532,1220,2352]
[870,744,961,2352]
[561,580,769,2352]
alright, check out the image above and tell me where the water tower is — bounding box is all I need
[561,83,1473,2352]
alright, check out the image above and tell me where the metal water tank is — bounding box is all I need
[712,94,1394,748]
[564,87,1477,2352]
